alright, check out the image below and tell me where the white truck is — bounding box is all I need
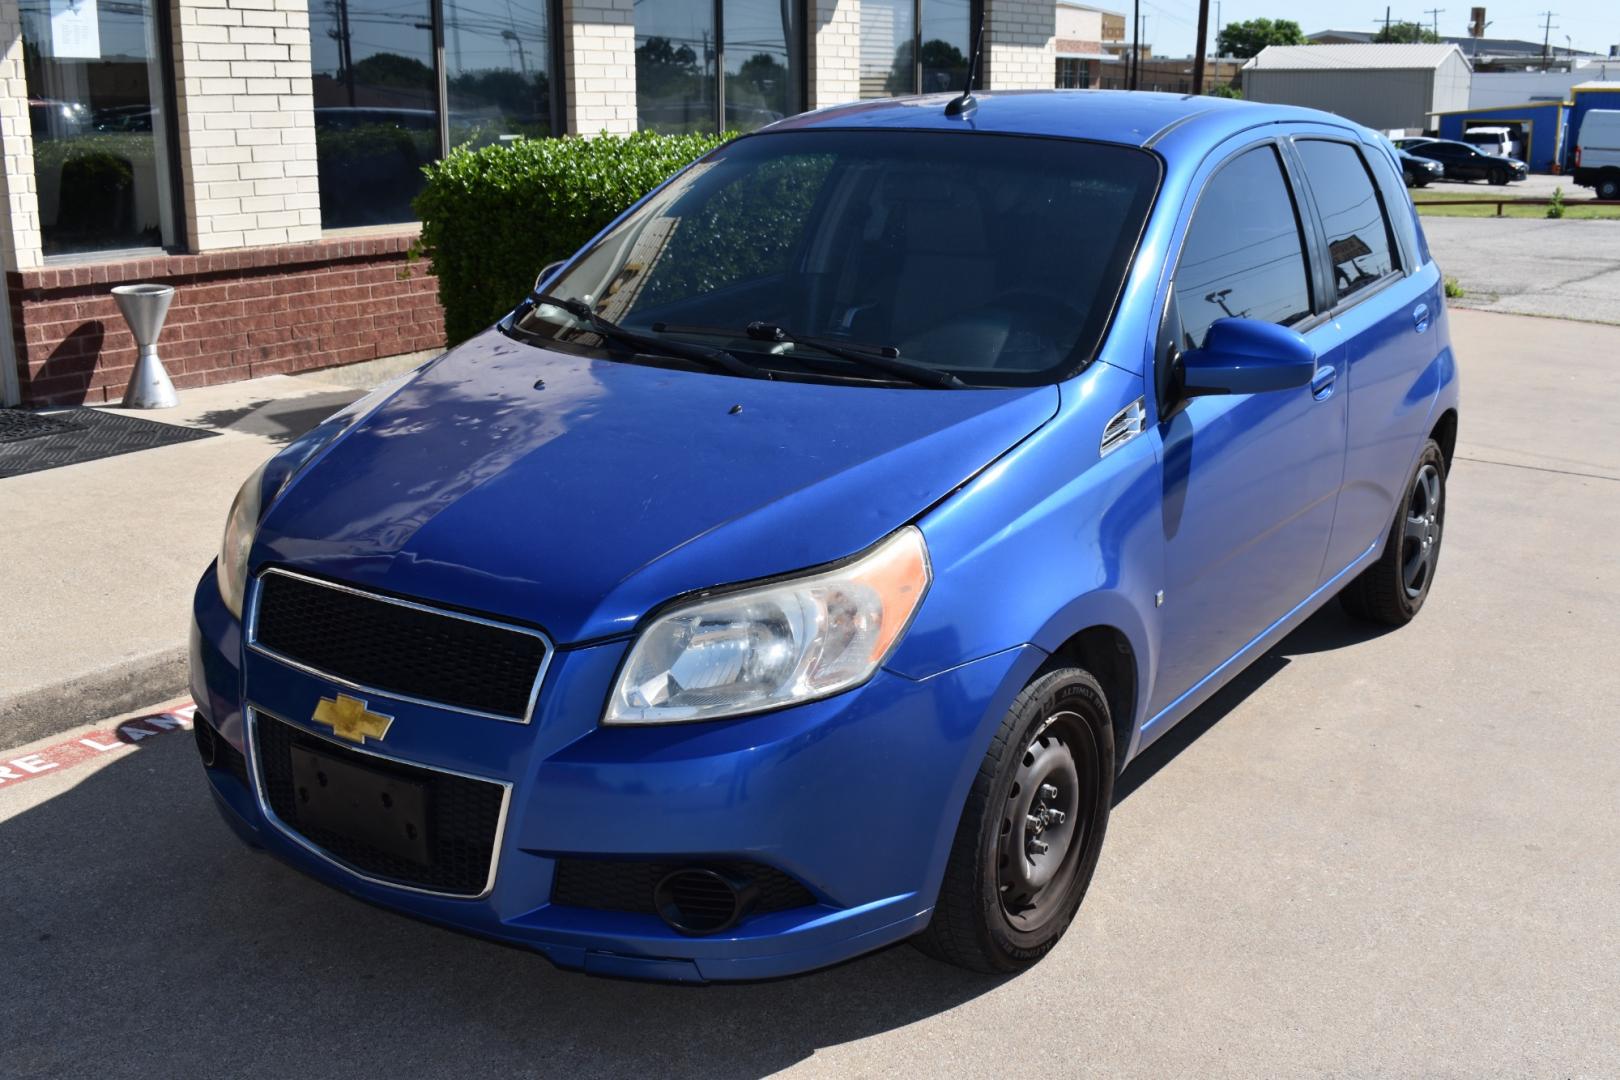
[1572,109,1620,201]
[1462,126,1520,160]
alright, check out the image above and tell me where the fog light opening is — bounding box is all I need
[654,868,759,935]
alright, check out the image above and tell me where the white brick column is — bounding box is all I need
[807,0,860,109]
[982,0,1055,91]
[171,0,320,249]
[563,0,638,134]
[0,0,43,271]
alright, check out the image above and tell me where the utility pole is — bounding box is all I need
[1382,6,1392,38]
[1193,0,1211,92]
[1539,11,1557,66]
[1130,0,1140,89]
[1213,0,1221,54]
[1424,7,1444,38]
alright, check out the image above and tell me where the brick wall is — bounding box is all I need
[0,0,42,273]
[563,0,638,134]
[171,0,321,249]
[808,0,861,109]
[8,235,444,405]
[984,0,1056,90]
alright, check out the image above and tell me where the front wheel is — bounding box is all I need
[1489,170,1509,186]
[1340,439,1447,626]
[914,668,1114,973]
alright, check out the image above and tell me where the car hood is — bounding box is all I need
[255,329,1059,644]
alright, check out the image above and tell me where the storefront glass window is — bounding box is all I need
[636,0,802,134]
[858,0,972,98]
[310,0,437,228]
[445,0,555,147]
[311,0,556,228]
[19,0,178,255]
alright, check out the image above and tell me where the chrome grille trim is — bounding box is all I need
[244,705,512,900]
[244,567,554,725]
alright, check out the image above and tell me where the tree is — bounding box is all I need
[1374,20,1440,43]
[1217,18,1306,59]
[1209,83,1243,99]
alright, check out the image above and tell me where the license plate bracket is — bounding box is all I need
[290,743,431,866]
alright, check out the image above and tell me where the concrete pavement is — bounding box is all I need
[1,309,1617,1077]
[1423,217,1620,325]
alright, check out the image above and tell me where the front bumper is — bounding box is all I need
[191,566,1038,982]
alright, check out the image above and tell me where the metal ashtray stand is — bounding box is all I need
[112,283,178,409]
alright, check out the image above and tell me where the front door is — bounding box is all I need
[1148,141,1348,719]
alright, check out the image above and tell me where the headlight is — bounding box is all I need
[216,459,268,619]
[605,527,931,725]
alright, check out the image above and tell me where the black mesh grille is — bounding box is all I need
[255,712,505,896]
[552,859,817,915]
[253,571,549,719]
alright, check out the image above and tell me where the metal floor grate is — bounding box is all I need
[0,407,216,479]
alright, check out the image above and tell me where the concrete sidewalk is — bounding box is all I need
[0,354,427,745]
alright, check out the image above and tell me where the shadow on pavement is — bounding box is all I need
[0,602,1383,1078]
[1116,602,1385,804]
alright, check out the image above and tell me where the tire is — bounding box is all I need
[1340,439,1447,626]
[1598,176,1620,201]
[1403,169,1416,187]
[914,668,1114,974]
[1489,169,1509,186]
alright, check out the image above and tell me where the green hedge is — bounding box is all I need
[415,130,730,345]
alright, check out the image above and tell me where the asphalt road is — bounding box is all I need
[3,309,1618,1078]
[1423,216,1620,324]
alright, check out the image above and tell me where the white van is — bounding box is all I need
[1462,126,1518,159]
[1573,109,1620,200]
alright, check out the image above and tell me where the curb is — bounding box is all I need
[0,646,189,750]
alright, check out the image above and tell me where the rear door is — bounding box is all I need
[1289,136,1445,577]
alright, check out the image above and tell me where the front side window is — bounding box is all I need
[1294,140,1397,300]
[514,130,1160,387]
[19,0,178,255]
[1173,144,1312,351]
[635,0,803,135]
[311,0,556,228]
[859,0,973,98]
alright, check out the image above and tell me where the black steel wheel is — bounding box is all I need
[1341,439,1448,626]
[914,668,1113,973]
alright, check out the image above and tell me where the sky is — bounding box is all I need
[1133,0,1617,61]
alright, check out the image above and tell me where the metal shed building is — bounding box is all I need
[1243,44,1473,132]
[1435,101,1568,172]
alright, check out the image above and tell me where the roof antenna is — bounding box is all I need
[944,20,985,116]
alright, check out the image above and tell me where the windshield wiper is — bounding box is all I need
[654,321,966,389]
[526,294,769,380]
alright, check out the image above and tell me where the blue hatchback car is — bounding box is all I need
[192,90,1458,982]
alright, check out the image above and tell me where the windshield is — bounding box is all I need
[511,129,1160,387]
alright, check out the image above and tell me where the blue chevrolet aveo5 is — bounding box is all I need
[192,90,1459,981]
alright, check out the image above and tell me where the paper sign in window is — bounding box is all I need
[50,0,101,60]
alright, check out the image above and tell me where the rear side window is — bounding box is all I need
[1295,140,1398,301]
[1173,144,1313,350]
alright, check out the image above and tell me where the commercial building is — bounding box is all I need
[1434,101,1568,172]
[1242,44,1472,132]
[0,0,1057,406]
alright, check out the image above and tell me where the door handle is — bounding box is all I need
[1311,364,1337,401]
[1413,303,1430,333]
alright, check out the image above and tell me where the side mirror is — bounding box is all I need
[534,260,567,293]
[1181,317,1317,397]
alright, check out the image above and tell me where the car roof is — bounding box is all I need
[768,89,1365,152]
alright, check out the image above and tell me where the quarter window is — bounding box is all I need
[1295,140,1397,300]
[1174,145,1312,351]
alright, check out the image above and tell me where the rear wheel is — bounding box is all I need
[914,668,1114,973]
[1340,440,1447,626]
[1598,175,1620,201]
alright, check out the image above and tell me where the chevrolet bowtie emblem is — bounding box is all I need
[312,693,393,744]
